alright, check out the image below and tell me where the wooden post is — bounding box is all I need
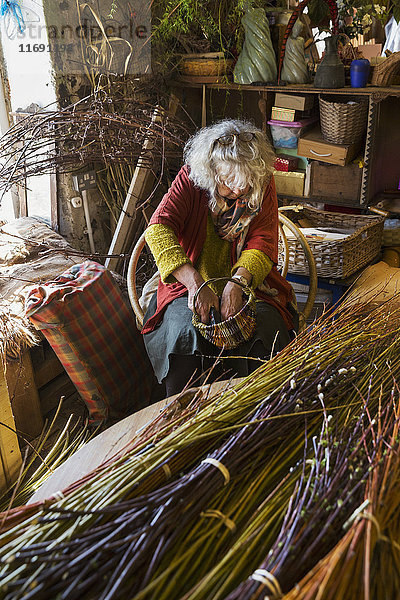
[0,358,22,492]
[201,84,207,127]
[258,92,268,134]
[50,141,58,232]
[105,92,181,273]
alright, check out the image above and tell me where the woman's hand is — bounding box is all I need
[220,282,245,320]
[172,263,219,324]
[189,284,220,324]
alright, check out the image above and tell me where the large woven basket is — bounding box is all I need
[319,95,369,145]
[279,205,384,279]
[192,277,256,350]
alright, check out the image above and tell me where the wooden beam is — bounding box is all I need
[201,84,207,127]
[50,142,58,232]
[18,176,28,217]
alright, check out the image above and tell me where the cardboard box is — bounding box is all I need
[274,93,314,111]
[297,127,363,166]
[309,161,362,203]
[274,153,299,172]
[273,169,305,197]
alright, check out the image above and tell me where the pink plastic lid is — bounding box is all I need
[267,116,318,127]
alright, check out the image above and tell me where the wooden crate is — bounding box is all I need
[309,161,363,203]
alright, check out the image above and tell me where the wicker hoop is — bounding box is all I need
[192,277,256,350]
[319,95,368,145]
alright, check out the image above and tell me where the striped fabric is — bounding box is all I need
[25,261,153,424]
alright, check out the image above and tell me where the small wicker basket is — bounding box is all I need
[192,277,256,350]
[319,95,369,145]
[382,227,400,247]
[179,52,234,77]
[279,205,384,279]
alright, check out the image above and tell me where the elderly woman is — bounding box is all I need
[141,119,298,396]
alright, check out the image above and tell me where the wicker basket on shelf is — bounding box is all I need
[319,96,369,145]
[370,52,400,86]
[279,205,384,279]
[179,52,234,77]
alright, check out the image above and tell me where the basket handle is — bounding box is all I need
[192,277,254,319]
[368,205,390,218]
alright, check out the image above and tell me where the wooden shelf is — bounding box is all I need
[170,80,400,98]
[170,81,400,208]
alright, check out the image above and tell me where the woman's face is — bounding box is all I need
[216,182,251,201]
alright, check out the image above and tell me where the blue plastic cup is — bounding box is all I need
[350,59,370,88]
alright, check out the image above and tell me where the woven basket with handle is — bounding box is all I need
[319,95,369,145]
[192,277,256,350]
[279,205,384,279]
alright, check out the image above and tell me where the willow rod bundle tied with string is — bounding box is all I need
[1,299,400,599]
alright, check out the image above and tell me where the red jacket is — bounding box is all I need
[141,166,296,334]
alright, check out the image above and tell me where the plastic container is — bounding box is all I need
[267,116,317,148]
[350,59,370,88]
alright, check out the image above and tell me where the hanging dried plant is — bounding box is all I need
[0,87,191,199]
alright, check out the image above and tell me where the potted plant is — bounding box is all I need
[151,0,249,78]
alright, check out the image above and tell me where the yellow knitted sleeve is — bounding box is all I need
[145,223,191,283]
[232,249,273,289]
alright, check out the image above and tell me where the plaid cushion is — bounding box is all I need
[25,261,154,424]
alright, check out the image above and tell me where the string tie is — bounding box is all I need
[201,458,230,485]
[52,491,65,502]
[200,509,236,533]
[251,569,282,598]
[162,463,171,479]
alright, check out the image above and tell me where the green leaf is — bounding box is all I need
[393,3,400,23]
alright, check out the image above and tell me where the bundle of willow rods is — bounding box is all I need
[281,386,400,600]
[1,300,400,599]
[0,91,190,193]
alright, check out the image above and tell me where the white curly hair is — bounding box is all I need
[183,119,276,211]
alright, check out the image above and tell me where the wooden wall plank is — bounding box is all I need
[4,351,44,439]
[0,359,22,491]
